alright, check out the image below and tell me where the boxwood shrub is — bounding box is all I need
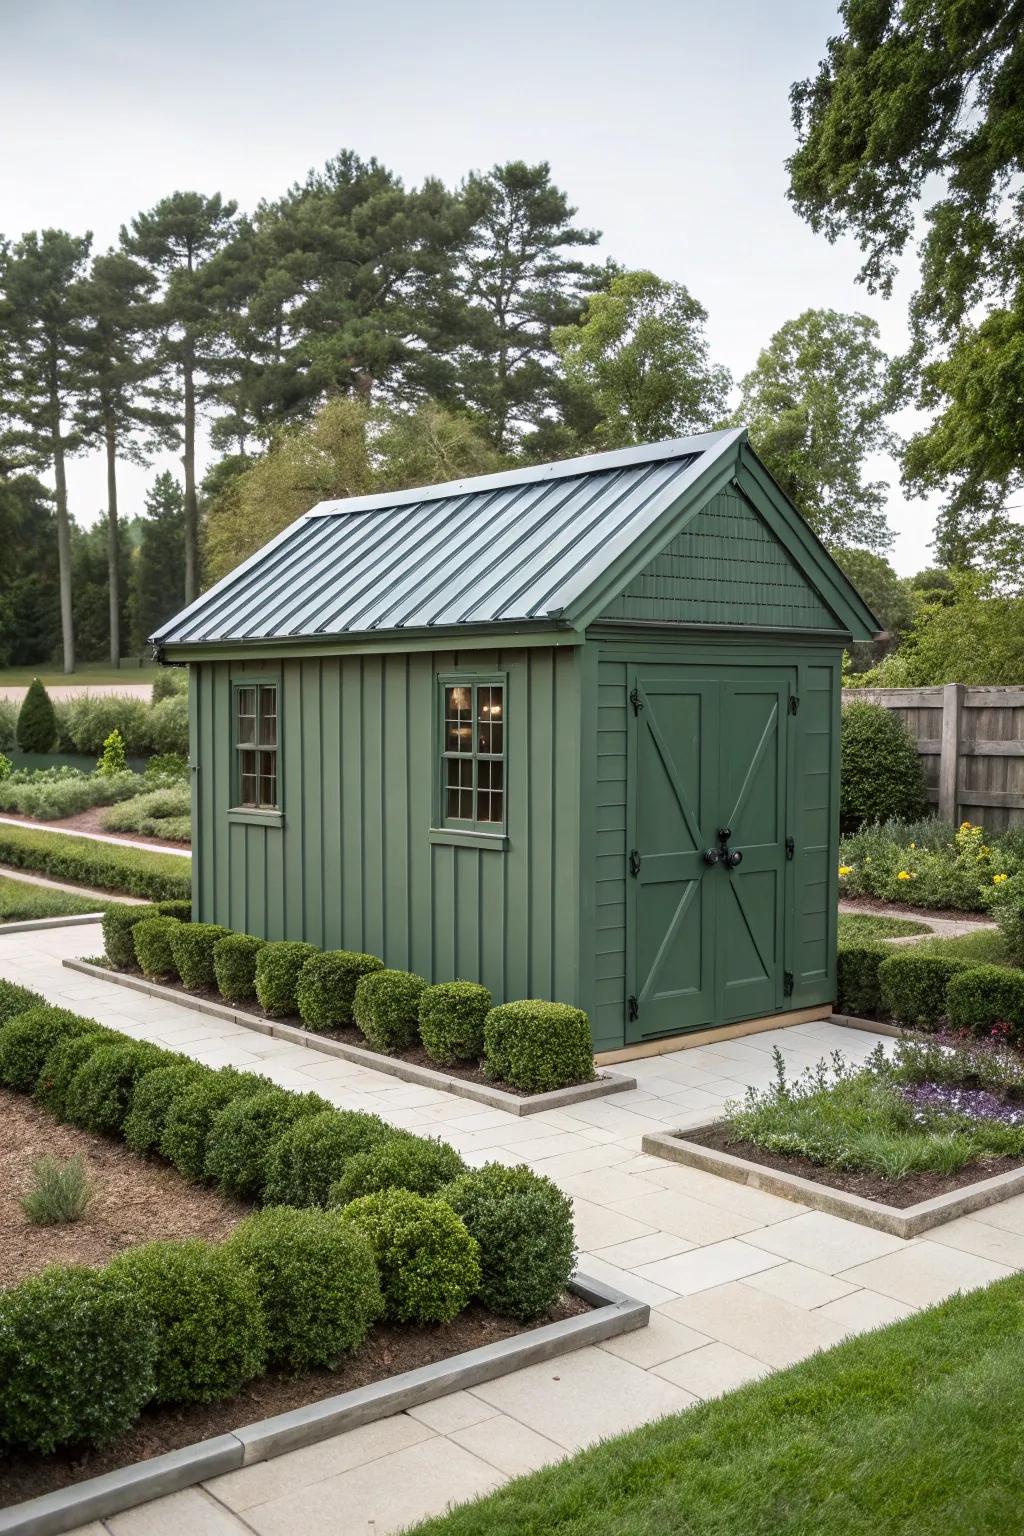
[836,941,890,1017]
[296,949,385,1031]
[213,933,266,1003]
[947,965,1024,1040]
[442,1163,575,1320]
[160,1069,267,1181]
[331,1135,466,1205]
[255,940,319,1016]
[0,823,191,902]
[263,1108,395,1208]
[124,1061,205,1154]
[203,1088,330,1200]
[353,968,426,1053]
[227,1207,383,1370]
[0,1006,98,1093]
[878,952,972,1029]
[0,1266,158,1454]
[840,701,928,831]
[483,1000,595,1093]
[107,1239,267,1404]
[169,922,231,991]
[418,981,492,1065]
[102,899,192,970]
[132,915,182,980]
[64,1041,174,1136]
[340,1189,481,1324]
[0,978,43,1027]
[34,1029,120,1120]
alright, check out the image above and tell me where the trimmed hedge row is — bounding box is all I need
[101,906,596,1095]
[0,824,191,901]
[0,997,577,1457]
[837,939,1024,1041]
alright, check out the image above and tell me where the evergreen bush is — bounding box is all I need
[96,728,127,776]
[296,949,385,1031]
[64,1041,172,1136]
[169,922,230,990]
[483,1000,595,1092]
[331,1135,466,1204]
[840,702,927,830]
[160,1069,266,1181]
[213,933,267,1003]
[124,1061,205,1154]
[947,965,1024,1041]
[263,1108,394,1208]
[836,941,890,1017]
[878,952,972,1028]
[0,1006,97,1093]
[34,1028,120,1120]
[353,968,426,1052]
[132,915,182,979]
[16,678,57,753]
[0,978,43,1027]
[255,940,319,1016]
[340,1189,480,1324]
[418,981,492,1064]
[443,1163,575,1319]
[0,824,190,901]
[203,1088,329,1200]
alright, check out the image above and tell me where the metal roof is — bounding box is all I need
[153,431,746,647]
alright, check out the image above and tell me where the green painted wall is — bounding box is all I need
[600,485,838,631]
[189,646,582,1007]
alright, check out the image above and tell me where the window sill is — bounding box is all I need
[428,827,508,852]
[228,807,284,829]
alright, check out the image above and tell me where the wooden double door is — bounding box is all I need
[625,663,795,1041]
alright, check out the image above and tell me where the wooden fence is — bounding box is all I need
[842,685,1024,830]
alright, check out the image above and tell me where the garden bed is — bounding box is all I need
[64,959,637,1114]
[0,805,190,848]
[840,895,995,926]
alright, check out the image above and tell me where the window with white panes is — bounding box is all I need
[235,683,279,809]
[440,680,505,830]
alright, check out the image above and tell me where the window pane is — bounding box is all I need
[237,687,256,744]
[445,755,473,820]
[445,685,472,753]
[258,687,277,746]
[259,754,277,808]
[477,685,503,755]
[240,749,258,806]
[477,760,503,823]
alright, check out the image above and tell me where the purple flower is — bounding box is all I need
[898,1081,1024,1127]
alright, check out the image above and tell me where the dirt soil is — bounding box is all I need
[0,1090,246,1286]
[839,895,993,925]
[0,805,190,848]
[684,1122,1024,1208]
[0,1294,589,1506]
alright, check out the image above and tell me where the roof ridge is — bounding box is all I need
[305,429,745,520]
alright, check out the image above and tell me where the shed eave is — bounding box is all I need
[156,617,582,664]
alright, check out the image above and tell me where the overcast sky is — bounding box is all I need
[4,0,942,573]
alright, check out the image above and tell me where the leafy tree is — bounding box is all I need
[369,401,506,488]
[908,566,956,605]
[75,249,174,664]
[71,518,133,661]
[0,229,92,671]
[852,574,1024,687]
[133,472,186,649]
[456,162,603,450]
[733,310,895,550]
[833,547,914,673]
[122,193,239,602]
[787,2,1024,559]
[553,270,730,449]
[0,470,60,666]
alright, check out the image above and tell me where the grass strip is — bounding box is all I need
[836,913,931,942]
[0,875,116,923]
[0,824,190,902]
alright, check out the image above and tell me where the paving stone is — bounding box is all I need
[448,1414,566,1477]
[816,1289,917,1333]
[408,1390,500,1434]
[593,1230,695,1269]
[838,1239,1014,1306]
[634,1161,807,1223]
[927,1214,1024,1268]
[106,1487,249,1535]
[578,1253,680,1305]
[744,1210,910,1274]
[572,1196,658,1252]
[470,1345,694,1452]
[743,1261,860,1311]
[658,1280,850,1368]
[611,1189,763,1244]
[958,1192,1024,1237]
[601,1311,710,1367]
[652,1340,767,1398]
[560,1167,663,1205]
[634,1238,784,1296]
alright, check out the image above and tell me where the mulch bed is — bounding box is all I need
[1,1090,246,1286]
[0,805,190,849]
[683,1121,1024,1208]
[0,1299,589,1507]
[839,896,993,925]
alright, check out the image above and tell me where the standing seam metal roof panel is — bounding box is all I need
[152,431,744,645]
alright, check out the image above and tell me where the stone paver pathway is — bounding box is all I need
[3,923,1020,1536]
[0,815,190,858]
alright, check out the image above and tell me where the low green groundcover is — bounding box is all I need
[0,874,116,924]
[406,1273,1024,1536]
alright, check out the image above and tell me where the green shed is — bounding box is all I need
[153,429,878,1057]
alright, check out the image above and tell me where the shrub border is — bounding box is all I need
[61,959,637,1114]
[0,1274,646,1536]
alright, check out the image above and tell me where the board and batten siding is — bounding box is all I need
[189,646,582,1008]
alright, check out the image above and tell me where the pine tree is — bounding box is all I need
[17,677,57,752]
[122,193,239,602]
[132,472,186,649]
[0,469,60,666]
[0,230,92,672]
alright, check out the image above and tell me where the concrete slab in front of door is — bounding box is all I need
[594,1005,832,1066]
[640,1129,1024,1240]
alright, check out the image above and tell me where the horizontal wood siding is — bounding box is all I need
[192,647,581,1008]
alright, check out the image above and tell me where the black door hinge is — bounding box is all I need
[627,994,639,1022]
[628,848,641,877]
[789,695,800,715]
[785,835,795,861]
[783,970,794,997]
[629,686,643,716]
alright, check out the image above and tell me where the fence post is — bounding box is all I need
[938,682,964,823]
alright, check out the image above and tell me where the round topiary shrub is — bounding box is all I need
[102,903,161,969]
[418,981,492,1065]
[213,933,267,1004]
[0,978,44,1027]
[947,964,1024,1041]
[132,916,182,980]
[227,1207,383,1369]
[16,678,57,753]
[160,1069,267,1182]
[169,922,231,991]
[296,949,385,1032]
[443,1163,575,1320]
[203,1088,330,1200]
[34,1028,121,1120]
[255,941,319,1016]
[340,1189,480,1324]
[330,1135,466,1205]
[124,1062,206,1154]
[64,1041,174,1136]
[353,969,426,1053]
[0,1265,158,1454]
[483,1001,595,1093]
[106,1239,267,1404]
[0,1006,98,1093]
[840,701,927,831]
[263,1108,395,1208]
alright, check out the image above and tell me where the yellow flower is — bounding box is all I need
[838,865,853,877]
[961,820,972,829]
[909,842,916,849]
[897,870,914,881]
[994,873,1009,884]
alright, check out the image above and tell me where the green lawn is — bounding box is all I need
[836,913,931,942]
[912,928,1014,966]
[0,663,159,688]
[409,1275,1024,1536]
[0,823,190,902]
[0,874,115,923]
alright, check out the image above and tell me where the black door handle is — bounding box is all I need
[703,848,721,866]
[723,848,743,869]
